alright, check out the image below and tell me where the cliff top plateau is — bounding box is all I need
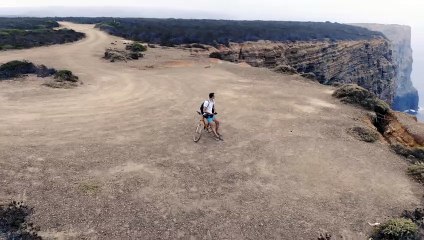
[0,22,423,239]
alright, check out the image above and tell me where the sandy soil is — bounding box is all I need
[0,22,423,239]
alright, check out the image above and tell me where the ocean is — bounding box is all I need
[410,23,423,121]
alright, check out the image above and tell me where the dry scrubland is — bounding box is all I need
[0,23,423,239]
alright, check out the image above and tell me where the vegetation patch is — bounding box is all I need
[391,144,424,162]
[81,18,386,46]
[0,201,41,239]
[402,208,424,235]
[44,70,81,88]
[0,60,37,79]
[104,48,143,62]
[125,42,147,52]
[78,182,101,194]
[105,42,145,62]
[0,60,80,88]
[372,218,419,240]
[0,60,56,80]
[54,70,78,82]
[332,84,390,115]
[347,126,380,143]
[407,162,424,182]
[0,18,59,30]
[0,18,85,50]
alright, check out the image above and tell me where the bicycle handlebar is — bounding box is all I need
[197,111,218,116]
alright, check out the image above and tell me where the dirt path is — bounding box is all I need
[0,23,422,239]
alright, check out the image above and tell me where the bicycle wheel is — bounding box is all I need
[193,123,203,142]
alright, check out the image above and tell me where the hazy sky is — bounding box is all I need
[0,0,422,25]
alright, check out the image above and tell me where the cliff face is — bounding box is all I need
[351,24,418,112]
[212,38,397,103]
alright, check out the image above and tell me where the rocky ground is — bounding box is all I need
[0,22,423,239]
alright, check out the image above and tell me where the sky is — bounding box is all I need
[0,0,422,25]
[0,0,423,104]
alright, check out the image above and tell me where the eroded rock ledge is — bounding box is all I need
[333,84,424,162]
[352,24,418,112]
[210,38,396,104]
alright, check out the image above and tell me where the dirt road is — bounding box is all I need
[0,23,422,239]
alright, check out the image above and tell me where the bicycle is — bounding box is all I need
[193,111,221,142]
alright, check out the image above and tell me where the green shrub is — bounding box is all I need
[407,162,424,182]
[126,42,147,52]
[348,126,380,143]
[332,84,390,115]
[54,70,79,82]
[373,218,418,240]
[402,208,424,230]
[0,60,37,79]
[0,60,34,72]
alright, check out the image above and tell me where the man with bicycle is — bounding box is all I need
[203,93,221,140]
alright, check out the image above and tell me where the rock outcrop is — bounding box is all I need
[211,38,397,103]
[351,24,418,113]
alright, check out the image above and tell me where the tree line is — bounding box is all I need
[55,17,385,46]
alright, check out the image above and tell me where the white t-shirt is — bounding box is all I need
[203,99,215,114]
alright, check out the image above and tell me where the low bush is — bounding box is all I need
[104,48,143,62]
[0,60,37,79]
[125,42,147,52]
[407,162,424,182]
[391,144,424,161]
[44,69,81,88]
[273,65,298,74]
[373,218,418,240]
[36,65,57,77]
[347,126,380,143]
[402,208,424,228]
[54,70,79,82]
[129,52,143,60]
[332,84,390,115]
[0,201,41,239]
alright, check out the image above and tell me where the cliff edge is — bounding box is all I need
[211,38,397,103]
[351,24,419,112]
